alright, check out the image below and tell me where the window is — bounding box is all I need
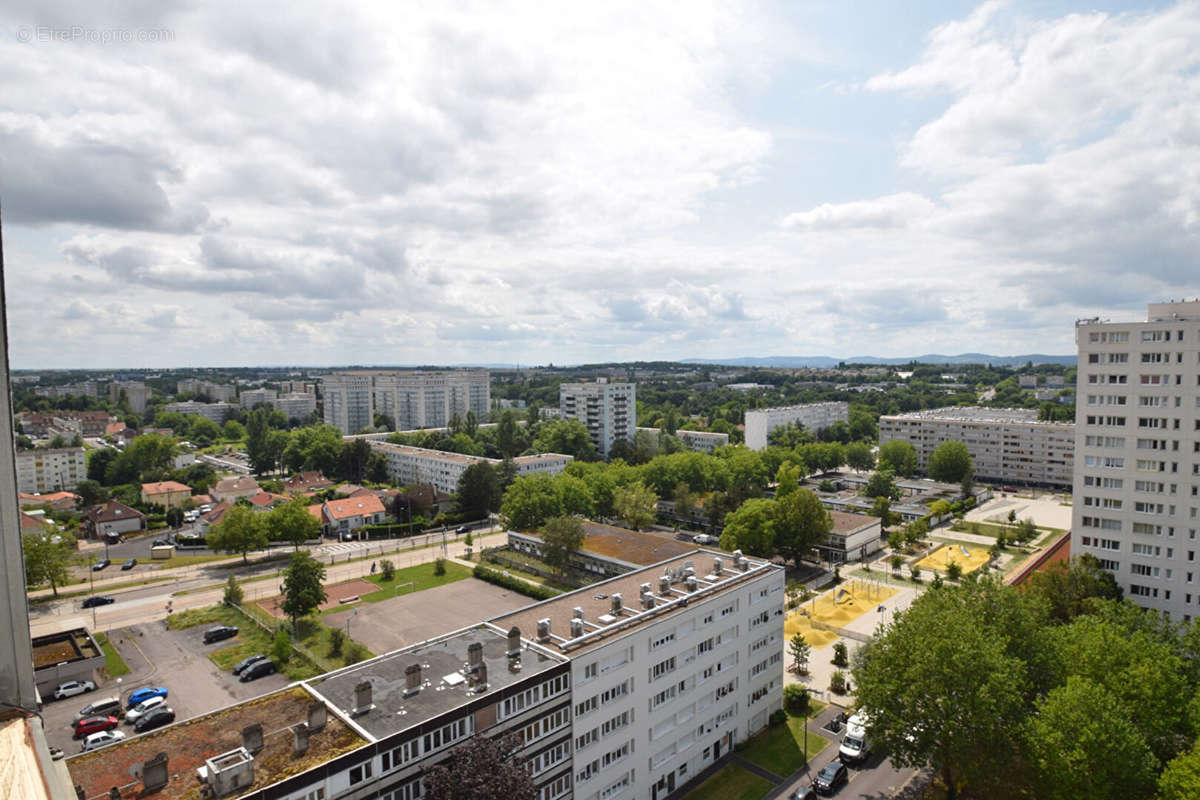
[349,760,374,786]
[650,631,676,650]
[651,657,676,681]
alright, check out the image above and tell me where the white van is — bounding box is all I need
[839,710,872,765]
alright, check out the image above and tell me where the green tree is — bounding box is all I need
[271,627,291,664]
[267,496,322,550]
[282,425,343,475]
[456,462,501,517]
[869,496,894,532]
[74,479,106,508]
[862,469,901,500]
[339,438,373,483]
[496,409,522,459]
[87,448,118,484]
[245,407,273,473]
[189,416,223,446]
[878,440,918,477]
[380,559,395,581]
[1024,554,1123,623]
[789,632,811,674]
[774,462,801,499]
[207,504,269,564]
[423,733,536,800]
[612,481,658,530]
[554,474,594,518]
[327,627,346,657]
[540,515,585,575]
[533,419,598,461]
[772,488,831,566]
[223,574,244,606]
[223,420,246,441]
[281,550,327,630]
[718,498,776,557]
[844,442,875,472]
[23,530,77,597]
[1159,744,1200,800]
[927,441,973,484]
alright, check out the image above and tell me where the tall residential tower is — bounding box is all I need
[559,381,636,458]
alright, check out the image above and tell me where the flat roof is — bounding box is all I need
[31,629,98,669]
[882,406,1071,426]
[516,522,697,567]
[490,550,778,656]
[67,687,364,800]
[308,626,566,742]
[829,511,879,534]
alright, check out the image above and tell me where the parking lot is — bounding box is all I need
[40,622,288,755]
[324,578,534,655]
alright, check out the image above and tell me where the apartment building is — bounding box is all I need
[14,447,86,493]
[176,378,237,402]
[1073,300,1200,621]
[744,402,849,451]
[878,407,1074,488]
[635,427,730,454]
[492,549,784,800]
[162,400,238,423]
[240,388,277,409]
[559,381,636,458]
[367,440,571,494]
[372,369,491,431]
[33,380,98,398]
[109,380,153,413]
[274,391,317,420]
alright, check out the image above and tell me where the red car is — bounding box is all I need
[73,715,118,739]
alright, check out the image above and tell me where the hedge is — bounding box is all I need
[472,564,560,600]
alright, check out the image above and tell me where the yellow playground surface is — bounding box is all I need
[916,543,990,575]
[785,579,898,648]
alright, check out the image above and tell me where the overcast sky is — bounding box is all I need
[2,1,1198,369]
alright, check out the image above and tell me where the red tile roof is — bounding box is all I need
[324,495,385,520]
[141,480,192,494]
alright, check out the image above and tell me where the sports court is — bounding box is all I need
[916,543,990,575]
[785,580,897,648]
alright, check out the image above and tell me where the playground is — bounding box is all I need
[916,543,990,575]
[785,579,898,648]
[259,578,377,618]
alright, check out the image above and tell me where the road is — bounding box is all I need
[32,529,507,637]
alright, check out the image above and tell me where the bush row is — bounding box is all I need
[472,564,560,601]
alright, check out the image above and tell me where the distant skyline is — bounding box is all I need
[2,1,1198,369]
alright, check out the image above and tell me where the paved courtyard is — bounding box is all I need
[966,493,1073,530]
[325,578,533,655]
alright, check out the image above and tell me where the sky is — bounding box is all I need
[1,0,1198,369]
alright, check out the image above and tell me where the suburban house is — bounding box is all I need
[19,511,48,533]
[316,495,387,537]
[247,491,291,512]
[283,471,334,495]
[85,501,147,539]
[200,501,232,528]
[211,475,261,503]
[18,491,79,511]
[140,480,192,509]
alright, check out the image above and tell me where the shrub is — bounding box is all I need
[830,670,848,694]
[463,532,473,547]
[473,564,559,600]
[434,558,446,576]
[379,559,395,582]
[223,574,243,607]
[910,565,922,582]
[346,642,370,664]
[271,628,291,665]
[770,708,788,726]
[833,565,842,585]
[784,683,810,715]
[328,627,346,657]
[945,561,963,581]
[930,572,944,590]
[832,641,849,667]
[818,480,836,493]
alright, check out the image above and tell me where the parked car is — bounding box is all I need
[103,533,122,545]
[152,539,169,547]
[73,715,118,739]
[48,746,64,760]
[81,596,116,609]
[134,707,176,733]
[232,654,267,676]
[813,761,848,795]
[692,534,716,545]
[80,730,126,753]
[791,788,817,800]
[53,680,96,700]
[73,697,122,724]
[121,558,138,570]
[126,686,168,708]
[239,659,277,682]
[455,525,470,534]
[124,695,166,723]
[91,559,111,572]
[203,625,238,644]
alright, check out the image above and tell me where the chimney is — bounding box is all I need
[352,680,374,715]
[292,723,310,755]
[537,618,551,642]
[140,753,169,793]
[475,662,488,692]
[610,593,623,615]
[241,724,263,754]
[642,594,656,610]
[570,618,584,637]
[307,701,327,732]
[738,554,749,572]
[658,575,670,594]
[732,549,743,560]
[403,665,421,697]
[686,575,698,592]
[507,626,522,659]
[467,642,483,672]
[713,557,723,575]
[572,606,584,621]
[639,582,652,596]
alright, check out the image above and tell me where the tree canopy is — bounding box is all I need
[207,504,269,563]
[927,440,973,484]
[612,481,658,530]
[539,515,585,575]
[878,440,918,477]
[281,550,327,629]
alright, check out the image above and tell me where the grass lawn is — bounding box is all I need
[739,712,831,778]
[678,764,772,800]
[159,554,233,569]
[94,632,129,678]
[359,560,472,603]
[166,604,321,680]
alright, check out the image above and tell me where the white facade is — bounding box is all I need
[239,388,277,409]
[322,373,376,434]
[636,427,729,454]
[368,441,572,494]
[108,380,153,414]
[559,382,636,458]
[15,447,86,494]
[176,379,237,402]
[372,369,491,431]
[879,406,1074,487]
[162,400,237,423]
[274,392,317,420]
[744,402,849,450]
[1073,300,1200,621]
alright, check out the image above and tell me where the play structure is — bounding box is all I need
[915,543,990,575]
[785,579,899,648]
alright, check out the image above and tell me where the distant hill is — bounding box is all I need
[682,353,1076,368]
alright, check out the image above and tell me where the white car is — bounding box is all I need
[81,729,126,752]
[124,695,166,723]
[693,534,716,545]
[53,680,96,700]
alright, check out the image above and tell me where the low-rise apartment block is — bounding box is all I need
[15,447,86,493]
[274,392,317,420]
[162,400,238,423]
[239,388,277,409]
[368,441,571,494]
[176,378,237,402]
[744,402,849,451]
[635,427,729,453]
[879,406,1074,488]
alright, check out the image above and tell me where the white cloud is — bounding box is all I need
[780,193,935,231]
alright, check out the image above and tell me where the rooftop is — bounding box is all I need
[325,495,385,520]
[490,549,777,656]
[141,480,192,494]
[67,687,364,800]
[564,522,697,566]
[882,406,1071,425]
[307,626,565,741]
[829,510,880,533]
[32,629,99,669]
